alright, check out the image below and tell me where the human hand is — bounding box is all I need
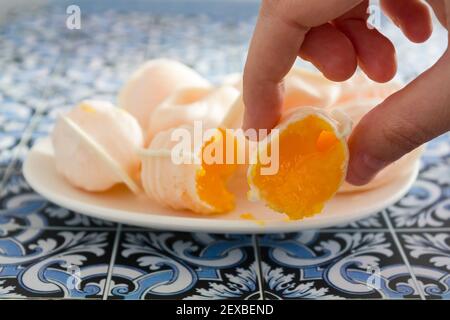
[243,0,450,185]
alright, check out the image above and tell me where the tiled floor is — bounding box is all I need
[1,1,450,299]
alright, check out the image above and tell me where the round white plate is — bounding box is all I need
[24,138,419,234]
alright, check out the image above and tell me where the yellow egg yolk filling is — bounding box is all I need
[250,115,347,220]
[196,128,238,213]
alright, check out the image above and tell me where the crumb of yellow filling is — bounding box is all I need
[250,115,347,220]
[196,128,238,213]
[240,212,254,219]
[80,103,97,113]
[240,213,265,226]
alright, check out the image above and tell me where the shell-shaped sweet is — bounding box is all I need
[140,121,244,215]
[327,75,402,126]
[328,98,381,127]
[118,59,210,133]
[147,85,240,141]
[139,125,214,213]
[247,106,351,219]
[221,73,242,91]
[51,100,143,192]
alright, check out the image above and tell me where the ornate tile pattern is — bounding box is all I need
[399,232,450,299]
[108,232,261,300]
[258,231,420,299]
[328,212,388,230]
[0,1,449,300]
[386,138,450,229]
[1,171,116,229]
[0,228,116,299]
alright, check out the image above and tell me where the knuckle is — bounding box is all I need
[260,0,282,18]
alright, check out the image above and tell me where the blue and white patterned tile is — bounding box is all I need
[327,212,387,230]
[0,98,34,168]
[108,232,262,299]
[0,228,115,298]
[383,133,450,229]
[420,134,450,167]
[399,232,450,299]
[0,97,34,123]
[386,159,450,229]
[0,171,116,229]
[0,166,8,188]
[258,231,421,299]
[0,25,63,102]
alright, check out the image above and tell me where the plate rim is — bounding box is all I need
[23,138,419,234]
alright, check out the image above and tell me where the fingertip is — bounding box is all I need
[345,165,372,186]
[364,44,397,83]
[345,109,392,186]
[299,24,357,82]
[346,151,388,185]
[403,18,433,43]
[242,111,281,136]
[242,105,281,131]
[337,19,397,83]
[242,79,283,132]
[322,62,357,82]
[381,0,433,44]
[300,53,357,82]
[346,132,389,186]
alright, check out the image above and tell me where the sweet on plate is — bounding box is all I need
[118,58,210,135]
[147,85,240,141]
[139,125,241,214]
[247,106,351,220]
[51,100,143,193]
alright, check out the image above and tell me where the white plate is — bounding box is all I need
[24,138,419,234]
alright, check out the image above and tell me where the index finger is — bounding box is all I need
[243,0,363,131]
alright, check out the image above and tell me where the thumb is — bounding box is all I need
[346,51,450,185]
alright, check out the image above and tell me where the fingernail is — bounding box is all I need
[346,152,389,186]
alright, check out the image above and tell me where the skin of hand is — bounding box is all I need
[243,0,450,186]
